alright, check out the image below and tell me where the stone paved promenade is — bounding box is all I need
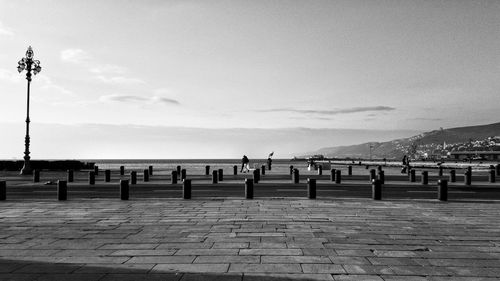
[1,198,500,281]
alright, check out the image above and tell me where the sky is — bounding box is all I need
[0,0,499,159]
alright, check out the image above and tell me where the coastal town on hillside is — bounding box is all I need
[398,136,500,161]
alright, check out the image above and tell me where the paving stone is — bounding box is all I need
[243,273,334,280]
[261,255,331,264]
[212,242,249,249]
[13,263,83,274]
[229,263,302,273]
[0,263,26,273]
[109,249,176,256]
[127,256,195,264]
[99,243,159,250]
[175,249,239,256]
[329,256,371,265]
[342,264,395,275]
[194,255,259,264]
[301,264,346,274]
[35,273,106,281]
[180,273,243,281]
[332,275,384,281]
[99,273,181,281]
[239,249,302,256]
[152,263,229,273]
[73,263,154,273]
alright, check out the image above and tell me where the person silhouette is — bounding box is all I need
[241,155,250,173]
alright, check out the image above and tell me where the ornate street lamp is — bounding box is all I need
[17,46,42,175]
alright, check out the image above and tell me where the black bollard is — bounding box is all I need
[33,169,40,183]
[181,169,187,181]
[171,171,178,184]
[496,164,500,176]
[245,178,253,199]
[94,165,99,176]
[253,169,260,184]
[120,166,125,176]
[261,165,266,175]
[377,165,383,172]
[176,165,181,176]
[120,180,129,200]
[464,171,472,185]
[205,165,210,176]
[130,171,137,185]
[449,170,456,182]
[212,170,218,184]
[307,178,316,199]
[330,168,336,181]
[438,179,448,201]
[365,165,369,170]
[233,165,238,175]
[489,169,496,183]
[317,165,322,176]
[89,171,95,185]
[0,181,6,201]
[289,165,294,175]
[335,170,341,184]
[183,179,191,199]
[57,180,67,201]
[218,169,223,181]
[421,171,428,185]
[143,169,149,182]
[372,179,382,200]
[409,169,416,182]
[378,170,385,184]
[369,169,376,182]
[348,165,352,176]
[438,166,443,177]
[67,170,74,183]
[292,168,299,184]
[105,170,111,182]
[149,165,153,176]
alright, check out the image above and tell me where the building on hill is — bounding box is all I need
[449,151,500,161]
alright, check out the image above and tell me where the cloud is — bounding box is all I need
[99,94,180,105]
[408,117,443,121]
[60,49,90,64]
[258,106,396,116]
[0,22,14,36]
[60,49,146,85]
[95,75,146,85]
[89,64,126,74]
[0,68,21,83]
[37,75,74,97]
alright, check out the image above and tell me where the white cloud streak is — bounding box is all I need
[0,21,14,36]
[96,75,146,85]
[258,106,396,116]
[60,48,142,84]
[99,94,180,105]
[0,68,21,83]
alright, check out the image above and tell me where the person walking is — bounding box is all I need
[241,155,250,173]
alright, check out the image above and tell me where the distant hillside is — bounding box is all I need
[304,122,500,159]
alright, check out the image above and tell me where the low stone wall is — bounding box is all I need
[0,160,94,171]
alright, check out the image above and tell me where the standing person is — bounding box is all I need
[267,151,274,170]
[241,155,250,173]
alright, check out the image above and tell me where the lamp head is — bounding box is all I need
[26,46,34,59]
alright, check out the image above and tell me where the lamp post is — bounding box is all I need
[17,46,42,175]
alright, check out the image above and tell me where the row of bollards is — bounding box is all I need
[26,165,500,186]
[0,177,470,202]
